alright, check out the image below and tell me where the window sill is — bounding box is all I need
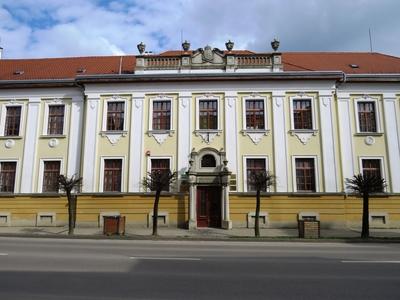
[0,136,22,140]
[354,132,383,137]
[194,129,222,134]
[147,130,175,137]
[241,129,270,135]
[100,131,128,137]
[40,134,66,139]
[289,129,318,136]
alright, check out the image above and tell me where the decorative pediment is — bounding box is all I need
[191,46,225,65]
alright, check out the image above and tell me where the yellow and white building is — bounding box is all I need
[0,42,400,229]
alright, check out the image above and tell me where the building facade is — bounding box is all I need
[0,42,400,229]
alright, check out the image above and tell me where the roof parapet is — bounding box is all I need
[135,45,283,74]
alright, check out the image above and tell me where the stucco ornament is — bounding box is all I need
[242,131,269,145]
[197,132,218,144]
[364,136,375,146]
[48,138,59,148]
[101,132,126,145]
[4,139,15,149]
[294,132,313,145]
[151,133,169,145]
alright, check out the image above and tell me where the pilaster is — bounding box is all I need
[177,92,191,184]
[20,97,40,193]
[224,91,238,187]
[67,96,84,178]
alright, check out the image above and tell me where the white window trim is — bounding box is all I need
[0,102,25,137]
[38,158,64,193]
[99,156,126,193]
[354,96,382,134]
[146,156,174,192]
[243,155,269,192]
[292,155,319,192]
[242,95,268,131]
[289,94,317,131]
[195,94,221,131]
[42,99,67,136]
[359,156,385,179]
[0,159,19,193]
[148,95,174,131]
[101,96,128,132]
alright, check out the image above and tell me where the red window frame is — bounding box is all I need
[295,158,316,192]
[199,100,218,130]
[293,99,312,130]
[106,102,124,131]
[103,159,122,192]
[246,100,265,130]
[5,106,21,136]
[0,162,17,192]
[42,161,61,192]
[151,159,170,191]
[47,105,65,135]
[246,158,267,192]
[152,100,171,130]
[358,102,377,132]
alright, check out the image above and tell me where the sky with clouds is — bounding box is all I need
[0,0,399,59]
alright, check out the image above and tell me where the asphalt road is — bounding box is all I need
[0,237,399,299]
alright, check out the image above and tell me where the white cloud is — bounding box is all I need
[0,0,399,58]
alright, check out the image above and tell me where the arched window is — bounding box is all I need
[201,154,216,168]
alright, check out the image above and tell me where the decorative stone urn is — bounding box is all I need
[137,42,146,54]
[225,40,234,51]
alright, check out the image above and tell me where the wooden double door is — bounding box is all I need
[196,186,222,228]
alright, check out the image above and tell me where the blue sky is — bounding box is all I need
[1,0,400,58]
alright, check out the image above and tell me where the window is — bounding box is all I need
[199,99,218,130]
[201,154,216,168]
[151,159,170,191]
[245,99,265,130]
[295,158,316,192]
[5,106,21,136]
[246,158,267,192]
[42,161,60,192]
[293,99,312,130]
[358,102,377,132]
[0,162,16,192]
[103,159,122,192]
[152,100,171,130]
[47,105,64,135]
[362,159,382,178]
[106,102,124,131]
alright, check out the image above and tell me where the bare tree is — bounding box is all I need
[248,171,276,237]
[58,175,82,235]
[143,170,177,236]
[345,174,386,239]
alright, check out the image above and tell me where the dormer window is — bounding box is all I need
[201,154,216,168]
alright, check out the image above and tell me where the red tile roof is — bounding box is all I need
[0,51,399,81]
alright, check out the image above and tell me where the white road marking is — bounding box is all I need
[130,256,201,261]
[341,260,400,264]
[0,253,8,256]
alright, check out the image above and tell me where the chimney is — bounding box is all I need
[0,47,3,59]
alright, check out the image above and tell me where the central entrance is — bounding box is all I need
[196,186,221,228]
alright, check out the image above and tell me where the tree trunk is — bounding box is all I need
[255,189,261,237]
[71,195,77,229]
[152,190,161,236]
[67,192,74,235]
[361,193,369,239]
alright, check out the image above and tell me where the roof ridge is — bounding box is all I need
[0,55,135,61]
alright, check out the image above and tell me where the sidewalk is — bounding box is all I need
[0,225,400,240]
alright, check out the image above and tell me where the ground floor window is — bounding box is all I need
[151,158,170,191]
[295,158,316,192]
[42,161,61,192]
[246,158,267,192]
[361,159,382,178]
[0,162,17,192]
[103,159,122,192]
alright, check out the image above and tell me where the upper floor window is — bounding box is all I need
[199,99,218,130]
[151,158,171,191]
[0,162,17,193]
[245,99,265,130]
[5,106,21,136]
[295,158,316,192]
[42,161,60,192]
[47,105,65,135]
[246,158,267,192]
[201,154,216,168]
[293,99,312,130]
[357,102,377,133]
[152,100,171,130]
[103,159,122,192]
[106,101,124,131]
[361,159,382,178]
